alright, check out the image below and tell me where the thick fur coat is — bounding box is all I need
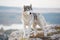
[22,5,47,37]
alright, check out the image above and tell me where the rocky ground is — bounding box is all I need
[8,25,60,40]
[29,25,60,40]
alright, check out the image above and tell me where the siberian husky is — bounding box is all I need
[22,4,33,38]
[22,4,47,38]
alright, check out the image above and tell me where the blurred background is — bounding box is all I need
[0,0,60,40]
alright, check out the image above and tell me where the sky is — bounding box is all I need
[0,0,60,8]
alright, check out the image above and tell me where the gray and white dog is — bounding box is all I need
[22,4,47,38]
[22,4,33,38]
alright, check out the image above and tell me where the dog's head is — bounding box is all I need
[23,4,32,15]
[23,4,32,11]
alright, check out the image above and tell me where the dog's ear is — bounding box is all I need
[23,5,26,11]
[30,4,32,7]
[24,5,25,9]
[30,4,32,10]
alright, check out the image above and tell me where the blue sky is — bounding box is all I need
[0,0,60,8]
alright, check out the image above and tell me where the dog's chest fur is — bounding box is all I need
[23,12,33,25]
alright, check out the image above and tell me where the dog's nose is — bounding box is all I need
[30,12,31,14]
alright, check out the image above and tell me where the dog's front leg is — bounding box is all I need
[27,24,32,37]
[23,24,28,38]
